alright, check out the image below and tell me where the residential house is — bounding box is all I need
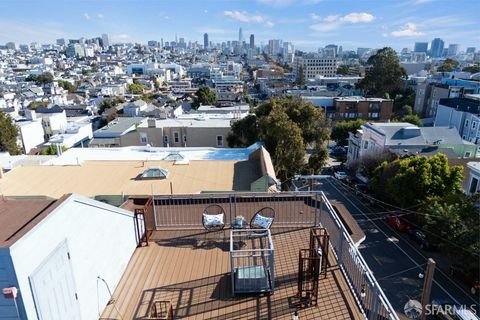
[434,97,480,144]
[34,106,68,138]
[466,162,480,195]
[347,122,478,165]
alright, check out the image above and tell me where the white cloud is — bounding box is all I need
[223,10,273,27]
[310,12,375,32]
[224,10,265,23]
[97,13,104,19]
[257,0,294,7]
[342,12,374,23]
[83,13,90,20]
[389,23,425,37]
[310,13,321,20]
[265,21,275,28]
[324,15,339,22]
[414,0,435,4]
[204,10,208,13]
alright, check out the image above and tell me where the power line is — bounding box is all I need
[330,178,480,257]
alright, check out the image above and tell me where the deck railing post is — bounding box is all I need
[368,284,380,320]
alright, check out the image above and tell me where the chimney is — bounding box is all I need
[147,118,156,128]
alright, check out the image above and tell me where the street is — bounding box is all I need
[317,177,479,314]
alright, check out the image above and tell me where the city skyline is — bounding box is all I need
[0,0,479,51]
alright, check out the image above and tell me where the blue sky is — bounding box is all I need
[0,0,479,51]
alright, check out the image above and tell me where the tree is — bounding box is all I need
[57,80,77,93]
[330,119,365,146]
[128,83,147,94]
[337,65,350,75]
[438,58,459,72]
[27,101,49,110]
[297,66,305,86]
[258,106,305,180]
[371,153,463,207]
[227,96,330,180]
[357,47,407,97]
[462,65,480,73]
[25,72,54,85]
[421,193,479,271]
[0,111,20,155]
[308,146,328,174]
[227,115,258,148]
[41,144,68,155]
[401,114,423,127]
[192,86,217,109]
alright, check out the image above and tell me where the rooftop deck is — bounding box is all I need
[100,227,363,320]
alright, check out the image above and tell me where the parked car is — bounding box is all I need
[334,171,348,180]
[408,229,435,250]
[386,213,411,233]
[449,264,480,296]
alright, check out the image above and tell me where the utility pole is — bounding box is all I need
[420,258,436,320]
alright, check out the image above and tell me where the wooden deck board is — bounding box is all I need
[101,227,364,320]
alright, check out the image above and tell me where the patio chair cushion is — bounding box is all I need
[251,213,273,229]
[203,213,224,227]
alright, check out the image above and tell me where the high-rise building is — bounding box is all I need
[325,44,338,58]
[294,55,338,79]
[268,39,282,56]
[203,33,209,49]
[161,38,164,48]
[250,34,255,49]
[239,27,243,43]
[5,42,15,50]
[414,42,428,53]
[56,38,66,46]
[466,47,476,54]
[430,38,444,58]
[448,44,460,56]
[101,34,110,49]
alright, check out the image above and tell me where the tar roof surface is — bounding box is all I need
[0,196,67,248]
[0,160,260,198]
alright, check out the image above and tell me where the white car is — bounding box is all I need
[334,171,348,180]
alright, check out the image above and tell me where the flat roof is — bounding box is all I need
[0,160,260,198]
[93,117,145,138]
[139,118,231,128]
[0,196,66,248]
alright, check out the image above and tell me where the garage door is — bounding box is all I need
[29,241,81,320]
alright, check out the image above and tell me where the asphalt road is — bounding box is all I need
[316,177,479,315]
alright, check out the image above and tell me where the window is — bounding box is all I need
[163,135,169,143]
[364,141,369,149]
[465,120,469,127]
[473,121,477,129]
[173,132,180,143]
[183,135,187,143]
[470,177,479,194]
[140,133,148,143]
[216,135,224,147]
[465,151,471,158]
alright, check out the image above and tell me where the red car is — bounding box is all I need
[386,213,411,233]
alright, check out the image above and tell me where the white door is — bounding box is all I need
[29,241,81,320]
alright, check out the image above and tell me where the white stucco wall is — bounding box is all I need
[8,194,137,320]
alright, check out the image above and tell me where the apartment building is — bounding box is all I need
[333,97,393,122]
[434,97,480,144]
[294,55,338,79]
